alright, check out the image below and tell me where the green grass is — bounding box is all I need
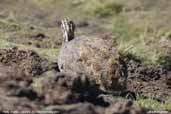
[117,26,171,66]
[32,76,45,94]
[112,16,142,41]
[90,0,123,17]
[110,13,171,66]
[0,19,21,31]
[32,70,57,93]
[136,98,171,111]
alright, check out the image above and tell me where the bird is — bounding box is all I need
[58,18,127,91]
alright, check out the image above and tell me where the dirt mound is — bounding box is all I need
[0,53,147,113]
[0,63,40,102]
[0,86,41,111]
[120,53,171,101]
[0,47,49,76]
[0,47,169,112]
[105,100,146,114]
[45,100,146,114]
[0,95,39,111]
[166,72,171,88]
[0,54,42,112]
[0,48,47,103]
[45,103,102,114]
[40,72,102,105]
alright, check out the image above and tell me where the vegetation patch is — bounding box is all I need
[0,20,21,31]
[136,98,171,111]
[85,0,123,17]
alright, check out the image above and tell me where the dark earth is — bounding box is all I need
[0,44,170,114]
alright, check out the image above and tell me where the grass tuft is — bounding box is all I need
[0,19,21,31]
[85,0,123,17]
[136,98,171,111]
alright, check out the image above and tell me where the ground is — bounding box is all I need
[0,0,171,113]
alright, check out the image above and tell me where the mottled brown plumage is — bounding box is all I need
[58,18,126,91]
